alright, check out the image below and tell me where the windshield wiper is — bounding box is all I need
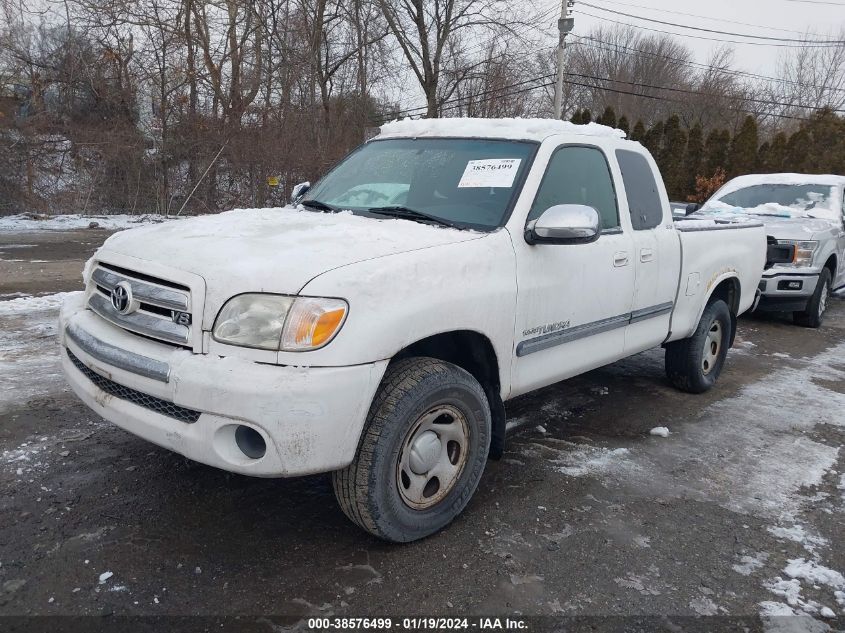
[301,199,338,212]
[368,206,458,229]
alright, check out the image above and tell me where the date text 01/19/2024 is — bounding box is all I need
[306,618,528,630]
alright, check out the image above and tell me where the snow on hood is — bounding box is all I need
[96,207,485,319]
[691,209,835,240]
[703,173,845,224]
[377,117,626,142]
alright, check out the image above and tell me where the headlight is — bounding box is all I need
[213,294,347,351]
[777,240,818,268]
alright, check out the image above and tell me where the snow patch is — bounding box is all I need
[0,291,78,316]
[784,559,845,589]
[649,427,670,438]
[555,446,632,477]
[0,214,177,233]
[0,292,80,414]
[733,552,769,576]
[768,525,828,552]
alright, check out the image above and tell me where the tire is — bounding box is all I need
[332,357,491,543]
[665,299,732,394]
[793,268,831,329]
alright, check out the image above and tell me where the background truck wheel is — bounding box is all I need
[332,357,491,543]
[665,299,731,394]
[793,268,831,329]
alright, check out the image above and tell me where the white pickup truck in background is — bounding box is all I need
[60,118,769,542]
[701,173,845,328]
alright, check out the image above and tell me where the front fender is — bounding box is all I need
[286,231,518,397]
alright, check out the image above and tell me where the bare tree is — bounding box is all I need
[771,29,845,115]
[376,0,541,117]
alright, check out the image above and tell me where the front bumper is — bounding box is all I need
[59,294,388,477]
[755,270,819,313]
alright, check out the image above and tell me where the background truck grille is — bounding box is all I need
[88,263,193,348]
[67,349,201,423]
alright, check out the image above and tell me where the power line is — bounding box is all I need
[574,34,845,94]
[375,66,822,126]
[373,73,556,123]
[585,0,809,36]
[576,10,845,48]
[782,0,845,5]
[568,70,845,114]
[579,2,844,44]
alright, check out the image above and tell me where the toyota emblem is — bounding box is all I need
[110,281,134,314]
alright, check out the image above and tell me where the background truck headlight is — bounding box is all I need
[777,240,818,268]
[213,294,348,351]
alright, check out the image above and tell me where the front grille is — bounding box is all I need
[88,264,193,348]
[68,349,201,423]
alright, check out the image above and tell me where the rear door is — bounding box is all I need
[615,149,681,355]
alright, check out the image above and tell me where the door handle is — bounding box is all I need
[613,251,629,267]
[640,248,655,263]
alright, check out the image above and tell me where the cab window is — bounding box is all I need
[528,146,620,231]
[616,149,663,230]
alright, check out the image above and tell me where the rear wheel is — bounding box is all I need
[793,268,831,329]
[665,299,732,394]
[332,357,491,542]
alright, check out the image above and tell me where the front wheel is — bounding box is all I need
[332,357,491,542]
[793,268,831,329]
[665,299,732,394]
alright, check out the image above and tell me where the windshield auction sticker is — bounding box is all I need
[458,159,522,188]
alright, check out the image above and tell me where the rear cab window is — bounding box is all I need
[616,150,664,231]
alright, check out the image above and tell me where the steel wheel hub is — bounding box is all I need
[408,431,442,474]
[702,320,723,376]
[397,405,470,510]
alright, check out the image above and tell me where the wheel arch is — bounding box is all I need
[704,276,741,347]
[392,330,506,460]
[823,253,837,278]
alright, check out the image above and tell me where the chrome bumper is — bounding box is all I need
[65,321,170,383]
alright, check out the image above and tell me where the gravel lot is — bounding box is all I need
[0,227,843,629]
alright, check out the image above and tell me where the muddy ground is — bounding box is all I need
[0,227,843,629]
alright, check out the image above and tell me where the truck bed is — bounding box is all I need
[668,219,767,343]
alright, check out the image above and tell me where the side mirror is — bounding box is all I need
[525,204,601,245]
[290,181,311,205]
[685,203,701,216]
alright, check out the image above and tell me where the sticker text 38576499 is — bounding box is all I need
[457,159,522,189]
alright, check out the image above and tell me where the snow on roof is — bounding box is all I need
[376,117,626,142]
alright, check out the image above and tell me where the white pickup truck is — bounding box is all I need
[701,173,845,328]
[60,118,769,542]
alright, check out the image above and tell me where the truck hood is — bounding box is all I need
[749,216,837,241]
[97,207,484,325]
[696,211,836,241]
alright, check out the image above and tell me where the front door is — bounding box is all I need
[509,144,635,398]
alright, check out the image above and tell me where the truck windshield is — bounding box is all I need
[705,183,839,221]
[302,138,537,230]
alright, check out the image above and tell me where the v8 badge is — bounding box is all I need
[171,311,192,326]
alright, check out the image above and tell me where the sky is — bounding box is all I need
[388,0,845,114]
[562,0,845,75]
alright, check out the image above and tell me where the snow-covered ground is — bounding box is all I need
[0,214,178,233]
[0,292,78,414]
[521,341,845,621]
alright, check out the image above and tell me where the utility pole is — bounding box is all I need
[554,1,575,120]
